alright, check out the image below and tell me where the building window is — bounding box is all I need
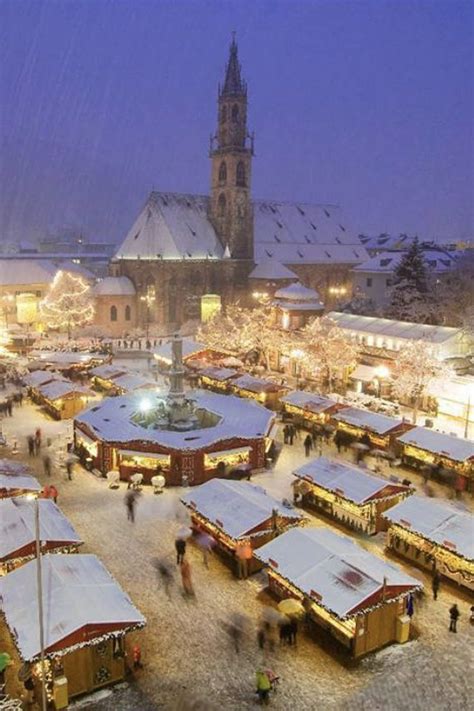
[236,161,246,187]
[125,305,131,321]
[146,281,156,299]
[110,305,117,322]
[366,277,373,287]
[231,103,239,122]
[221,104,227,122]
[386,278,392,287]
[218,161,227,184]
[218,193,226,218]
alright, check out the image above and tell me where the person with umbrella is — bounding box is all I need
[255,668,272,705]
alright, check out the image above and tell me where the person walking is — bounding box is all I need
[449,604,460,632]
[432,570,441,600]
[180,556,195,597]
[235,539,252,579]
[132,644,143,670]
[283,424,289,445]
[175,537,186,565]
[27,435,35,457]
[125,490,138,523]
[288,425,295,446]
[406,592,415,618]
[49,484,58,504]
[303,434,313,457]
[65,460,73,481]
[42,453,52,477]
[154,560,174,599]
[34,428,42,455]
[256,669,271,705]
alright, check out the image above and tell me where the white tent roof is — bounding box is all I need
[328,312,461,344]
[293,457,408,504]
[333,407,403,435]
[0,554,145,661]
[384,496,473,560]
[153,337,207,363]
[0,460,41,495]
[255,528,420,618]
[281,391,337,414]
[37,380,93,400]
[0,497,82,561]
[397,427,474,463]
[274,282,322,301]
[181,479,302,539]
[30,351,104,366]
[93,276,136,296]
[248,259,298,280]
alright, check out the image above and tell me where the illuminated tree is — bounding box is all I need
[0,326,12,356]
[301,316,359,392]
[392,341,453,423]
[40,270,94,338]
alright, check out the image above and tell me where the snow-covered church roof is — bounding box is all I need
[248,259,298,280]
[93,276,136,296]
[113,192,369,266]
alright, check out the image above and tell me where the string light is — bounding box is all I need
[40,270,95,336]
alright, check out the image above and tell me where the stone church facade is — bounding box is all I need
[110,38,368,331]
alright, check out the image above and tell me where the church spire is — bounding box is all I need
[221,33,246,96]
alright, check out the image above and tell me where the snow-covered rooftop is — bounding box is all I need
[328,312,462,344]
[397,427,474,463]
[23,370,66,388]
[384,496,473,560]
[281,391,338,414]
[111,373,157,392]
[181,479,302,539]
[0,497,82,561]
[293,457,409,504]
[0,259,56,286]
[254,527,420,618]
[0,460,41,495]
[0,554,145,661]
[93,276,136,296]
[153,337,207,363]
[30,351,105,366]
[274,282,322,302]
[199,366,239,381]
[231,374,285,394]
[352,249,456,274]
[248,259,298,280]
[113,192,369,265]
[75,389,274,451]
[37,380,93,400]
[89,364,128,380]
[333,407,403,435]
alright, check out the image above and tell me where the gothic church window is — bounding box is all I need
[110,305,117,322]
[218,193,226,217]
[219,161,227,184]
[221,105,227,122]
[236,161,246,187]
[231,104,239,122]
[125,305,131,321]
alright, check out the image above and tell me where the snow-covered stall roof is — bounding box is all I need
[181,479,302,539]
[23,370,66,388]
[281,391,338,414]
[396,427,474,463]
[0,460,41,496]
[0,259,56,286]
[111,373,156,392]
[333,407,404,435]
[93,276,136,296]
[0,497,82,562]
[231,374,284,394]
[89,364,128,380]
[384,496,473,560]
[274,282,322,302]
[30,351,105,367]
[199,366,239,382]
[249,259,298,280]
[350,364,388,383]
[37,380,93,401]
[327,312,461,345]
[0,554,146,661]
[153,337,207,364]
[254,528,420,618]
[293,457,409,504]
[75,390,275,451]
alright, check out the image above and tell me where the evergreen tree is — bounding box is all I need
[40,270,94,338]
[386,239,439,323]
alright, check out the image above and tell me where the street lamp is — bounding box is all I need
[140,294,156,340]
[26,494,47,711]
[373,365,390,398]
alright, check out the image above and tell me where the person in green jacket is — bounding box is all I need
[256,669,271,704]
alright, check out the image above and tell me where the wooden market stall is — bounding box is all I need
[89,364,128,391]
[383,495,474,591]
[181,479,304,575]
[28,350,111,375]
[23,370,68,399]
[229,374,287,410]
[0,459,41,499]
[293,456,413,534]
[395,427,474,490]
[36,379,97,419]
[0,554,145,706]
[0,497,83,574]
[106,372,157,395]
[332,407,411,449]
[197,366,240,393]
[281,391,340,428]
[255,527,421,658]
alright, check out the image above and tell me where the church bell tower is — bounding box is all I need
[209,36,254,261]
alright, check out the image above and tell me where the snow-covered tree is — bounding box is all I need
[301,316,359,392]
[436,253,474,328]
[392,341,453,423]
[386,239,439,324]
[340,288,377,316]
[40,270,94,338]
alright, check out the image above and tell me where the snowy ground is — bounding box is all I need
[0,381,473,710]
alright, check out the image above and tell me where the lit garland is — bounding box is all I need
[39,270,95,336]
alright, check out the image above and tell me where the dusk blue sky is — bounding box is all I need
[1,0,472,245]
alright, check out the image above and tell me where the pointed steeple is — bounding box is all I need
[221,33,246,96]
